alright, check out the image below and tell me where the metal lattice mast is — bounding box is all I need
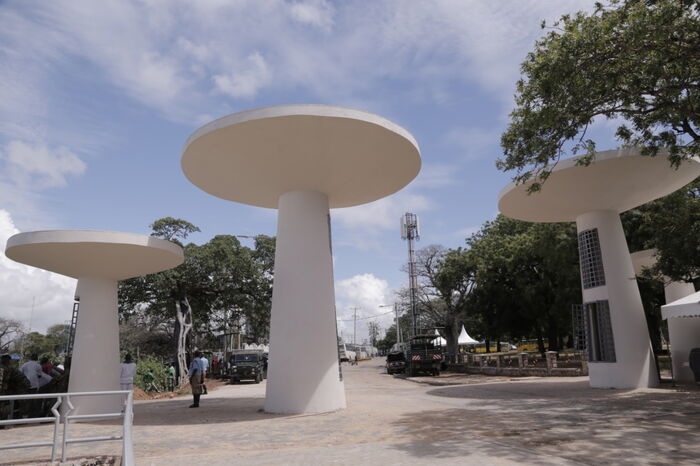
[401,212,420,337]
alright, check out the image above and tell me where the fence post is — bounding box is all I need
[546,351,558,374]
[496,354,503,368]
[122,391,135,466]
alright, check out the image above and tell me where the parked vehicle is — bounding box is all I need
[404,334,442,376]
[386,351,406,375]
[228,350,265,383]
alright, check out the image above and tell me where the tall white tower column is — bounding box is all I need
[69,277,121,414]
[265,190,345,413]
[576,210,658,388]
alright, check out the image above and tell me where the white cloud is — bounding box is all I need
[334,192,431,233]
[335,273,394,344]
[1,140,86,190]
[1,0,595,126]
[213,52,272,99]
[289,0,335,32]
[0,209,76,334]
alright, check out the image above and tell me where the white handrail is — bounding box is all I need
[0,390,134,465]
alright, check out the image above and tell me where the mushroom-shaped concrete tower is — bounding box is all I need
[182,105,421,413]
[499,148,700,389]
[5,230,184,413]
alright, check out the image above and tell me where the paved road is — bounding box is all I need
[3,361,699,465]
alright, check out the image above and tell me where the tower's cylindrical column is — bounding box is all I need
[265,190,346,414]
[576,210,658,388]
[664,281,698,382]
[68,276,121,414]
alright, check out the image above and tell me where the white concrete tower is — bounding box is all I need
[5,230,184,414]
[499,148,700,389]
[181,105,421,414]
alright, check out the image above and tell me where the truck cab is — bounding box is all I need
[228,350,265,384]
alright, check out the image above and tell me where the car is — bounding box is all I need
[228,350,265,384]
[385,351,406,375]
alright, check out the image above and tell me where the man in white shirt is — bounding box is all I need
[20,354,44,391]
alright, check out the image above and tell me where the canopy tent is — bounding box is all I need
[661,289,700,383]
[661,290,700,319]
[433,329,447,347]
[458,325,479,345]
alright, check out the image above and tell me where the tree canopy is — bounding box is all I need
[499,0,700,189]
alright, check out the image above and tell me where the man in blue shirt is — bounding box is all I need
[188,351,204,408]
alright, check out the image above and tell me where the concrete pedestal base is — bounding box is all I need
[67,277,121,414]
[577,210,658,389]
[264,190,346,414]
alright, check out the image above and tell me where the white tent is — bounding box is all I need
[661,290,700,319]
[458,325,479,345]
[661,289,700,382]
[433,329,447,347]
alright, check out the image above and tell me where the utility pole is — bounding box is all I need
[395,303,402,344]
[401,213,420,337]
[351,307,359,345]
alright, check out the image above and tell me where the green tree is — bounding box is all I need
[467,216,581,353]
[407,245,476,355]
[499,0,700,189]
[623,179,700,283]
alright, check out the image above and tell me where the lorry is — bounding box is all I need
[404,334,442,377]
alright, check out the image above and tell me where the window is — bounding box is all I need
[571,304,586,351]
[578,228,606,289]
[583,300,616,363]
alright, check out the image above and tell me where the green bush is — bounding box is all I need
[133,354,168,392]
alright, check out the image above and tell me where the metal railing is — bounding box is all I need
[0,390,134,465]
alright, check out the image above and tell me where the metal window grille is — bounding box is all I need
[578,228,606,289]
[584,300,616,363]
[571,304,586,351]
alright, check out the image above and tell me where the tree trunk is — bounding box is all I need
[536,328,545,355]
[485,336,491,353]
[174,297,193,386]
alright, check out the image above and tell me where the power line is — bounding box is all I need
[336,308,395,322]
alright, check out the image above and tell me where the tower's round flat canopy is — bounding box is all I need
[181,104,421,209]
[630,248,657,276]
[498,148,700,222]
[5,230,184,280]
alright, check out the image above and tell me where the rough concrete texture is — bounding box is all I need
[2,361,699,465]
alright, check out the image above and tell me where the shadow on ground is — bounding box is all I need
[390,379,700,465]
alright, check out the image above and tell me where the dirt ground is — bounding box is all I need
[2,361,699,465]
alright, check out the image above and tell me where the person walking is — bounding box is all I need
[188,351,204,408]
[119,354,137,409]
[199,353,209,394]
[120,354,137,391]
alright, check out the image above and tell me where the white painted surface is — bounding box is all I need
[68,277,121,414]
[4,230,184,414]
[577,210,658,389]
[181,104,421,208]
[662,289,700,382]
[5,230,184,279]
[265,191,346,413]
[498,148,700,222]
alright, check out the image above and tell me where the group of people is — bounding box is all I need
[0,353,69,420]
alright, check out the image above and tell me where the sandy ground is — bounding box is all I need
[2,361,699,465]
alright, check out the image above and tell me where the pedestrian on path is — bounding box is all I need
[188,351,204,408]
[120,354,137,391]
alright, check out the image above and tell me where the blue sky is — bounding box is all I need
[1,0,617,342]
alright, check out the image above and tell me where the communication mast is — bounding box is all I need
[400,212,420,337]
